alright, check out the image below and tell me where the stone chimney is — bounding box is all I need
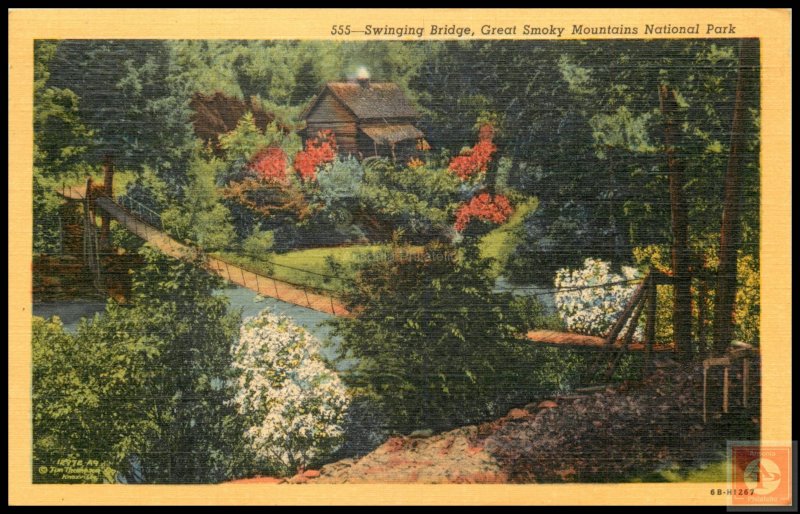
[356,66,370,88]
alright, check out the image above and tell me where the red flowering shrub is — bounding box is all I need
[250,147,288,184]
[454,193,513,232]
[294,130,337,181]
[448,140,497,181]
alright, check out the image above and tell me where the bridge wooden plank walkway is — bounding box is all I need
[59,187,348,316]
[526,330,675,352]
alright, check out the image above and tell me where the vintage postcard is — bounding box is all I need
[9,8,793,506]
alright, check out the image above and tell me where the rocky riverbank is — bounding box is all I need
[231,359,760,484]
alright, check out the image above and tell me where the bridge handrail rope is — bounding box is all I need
[228,257,340,296]
[567,270,659,381]
[510,277,645,297]
[101,193,342,312]
[116,194,171,234]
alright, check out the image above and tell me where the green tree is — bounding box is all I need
[33,40,92,179]
[32,248,245,483]
[217,112,298,163]
[161,156,238,251]
[47,40,195,188]
[330,241,543,433]
[497,39,759,292]
[32,316,156,483]
[33,40,93,252]
[125,247,242,482]
[242,227,275,261]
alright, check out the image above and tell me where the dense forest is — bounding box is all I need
[32,39,760,483]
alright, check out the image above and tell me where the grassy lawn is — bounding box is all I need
[215,244,411,294]
[211,198,539,293]
[627,460,728,483]
[479,197,538,276]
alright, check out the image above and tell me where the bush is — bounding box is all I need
[160,156,239,250]
[331,394,391,460]
[231,310,350,475]
[554,257,642,337]
[33,247,242,483]
[316,156,364,202]
[32,316,120,482]
[219,113,282,163]
[249,147,288,184]
[355,161,461,245]
[242,227,275,261]
[304,156,368,245]
[734,254,760,344]
[293,130,337,182]
[195,203,238,252]
[453,192,513,234]
[330,242,548,433]
[33,170,63,254]
[448,140,496,181]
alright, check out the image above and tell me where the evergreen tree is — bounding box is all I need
[47,40,195,188]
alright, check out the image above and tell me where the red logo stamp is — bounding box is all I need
[729,443,793,506]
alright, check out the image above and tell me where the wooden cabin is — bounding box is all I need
[300,79,426,161]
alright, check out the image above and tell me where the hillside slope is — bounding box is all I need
[234,361,759,484]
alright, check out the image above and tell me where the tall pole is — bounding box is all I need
[659,85,692,360]
[99,156,114,251]
[713,39,759,354]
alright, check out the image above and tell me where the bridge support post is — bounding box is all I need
[697,278,709,356]
[82,177,102,292]
[644,273,657,373]
[703,357,731,423]
[99,158,114,252]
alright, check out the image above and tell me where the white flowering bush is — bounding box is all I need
[230,310,350,475]
[554,258,642,338]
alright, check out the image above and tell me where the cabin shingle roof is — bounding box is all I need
[305,82,419,121]
[360,124,424,144]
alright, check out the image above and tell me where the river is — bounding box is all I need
[33,276,551,372]
[32,284,356,370]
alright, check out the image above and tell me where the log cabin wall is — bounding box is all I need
[304,93,359,154]
[302,83,424,159]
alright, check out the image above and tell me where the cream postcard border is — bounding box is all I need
[8,8,792,506]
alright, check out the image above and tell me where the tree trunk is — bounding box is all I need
[659,85,693,360]
[482,124,498,195]
[713,39,759,354]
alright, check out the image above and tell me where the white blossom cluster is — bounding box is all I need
[230,309,350,473]
[554,258,643,338]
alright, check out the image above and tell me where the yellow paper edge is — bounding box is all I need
[8,8,792,506]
